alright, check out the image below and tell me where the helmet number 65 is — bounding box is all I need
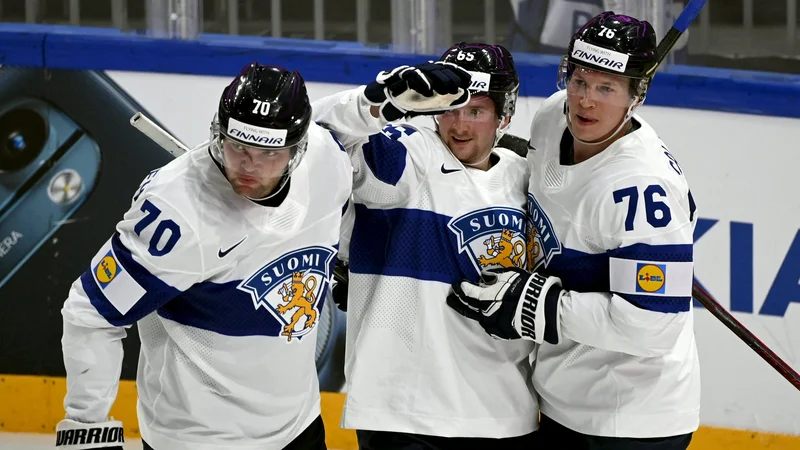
[456,51,475,62]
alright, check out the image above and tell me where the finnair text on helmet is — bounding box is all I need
[227,117,289,147]
[572,40,629,73]
[229,129,285,146]
[466,71,491,92]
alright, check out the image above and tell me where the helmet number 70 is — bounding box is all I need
[252,99,271,116]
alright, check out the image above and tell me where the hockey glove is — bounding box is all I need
[363,61,472,121]
[55,418,125,449]
[446,268,564,344]
[331,259,349,312]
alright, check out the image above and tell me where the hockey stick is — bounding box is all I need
[497,1,709,157]
[665,0,799,391]
[648,0,707,76]
[501,130,800,390]
[693,283,800,390]
[130,112,190,157]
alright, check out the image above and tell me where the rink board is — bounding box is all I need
[0,24,799,447]
[1,375,799,449]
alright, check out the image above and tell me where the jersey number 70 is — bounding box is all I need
[133,200,182,256]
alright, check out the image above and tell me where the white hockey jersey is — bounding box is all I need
[527,90,700,438]
[60,122,352,450]
[312,87,538,438]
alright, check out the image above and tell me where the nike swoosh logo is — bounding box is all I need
[440,164,461,174]
[218,236,247,258]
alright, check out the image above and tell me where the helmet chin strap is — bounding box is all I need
[565,99,637,147]
[463,152,492,168]
[245,176,288,201]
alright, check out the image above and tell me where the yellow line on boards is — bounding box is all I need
[1,375,797,450]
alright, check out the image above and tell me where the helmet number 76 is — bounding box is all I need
[598,26,616,39]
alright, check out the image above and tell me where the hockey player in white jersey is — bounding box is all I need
[312,43,539,449]
[55,62,352,450]
[448,13,700,450]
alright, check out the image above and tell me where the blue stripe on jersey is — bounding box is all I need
[326,128,346,152]
[540,248,610,293]
[85,234,337,336]
[541,244,692,313]
[608,243,693,314]
[361,132,407,186]
[607,243,693,263]
[157,281,285,337]
[349,203,480,284]
[616,293,692,314]
[81,233,180,327]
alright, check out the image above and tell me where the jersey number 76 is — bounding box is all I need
[612,185,672,231]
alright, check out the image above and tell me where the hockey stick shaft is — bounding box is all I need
[692,282,800,391]
[499,131,800,390]
[130,112,190,157]
[648,0,707,76]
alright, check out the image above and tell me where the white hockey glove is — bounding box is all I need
[447,268,565,344]
[55,418,125,450]
[363,61,472,121]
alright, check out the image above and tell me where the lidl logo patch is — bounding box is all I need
[94,251,121,288]
[636,263,666,294]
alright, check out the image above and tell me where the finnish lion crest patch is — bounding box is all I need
[449,207,528,273]
[237,246,335,342]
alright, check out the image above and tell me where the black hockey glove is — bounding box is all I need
[363,61,472,121]
[331,259,349,312]
[55,418,125,449]
[446,268,564,344]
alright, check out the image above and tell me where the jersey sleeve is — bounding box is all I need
[61,189,203,422]
[312,86,433,206]
[311,85,387,150]
[558,173,694,357]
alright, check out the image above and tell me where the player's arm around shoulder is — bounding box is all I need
[589,167,695,354]
[309,122,354,204]
[311,85,387,150]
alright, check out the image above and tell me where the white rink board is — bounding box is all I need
[106,71,800,436]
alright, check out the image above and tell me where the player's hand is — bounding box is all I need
[363,61,472,121]
[55,418,125,449]
[446,268,564,344]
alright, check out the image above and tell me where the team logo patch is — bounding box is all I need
[94,251,121,288]
[636,263,666,294]
[237,246,335,342]
[449,207,527,273]
[526,193,562,271]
